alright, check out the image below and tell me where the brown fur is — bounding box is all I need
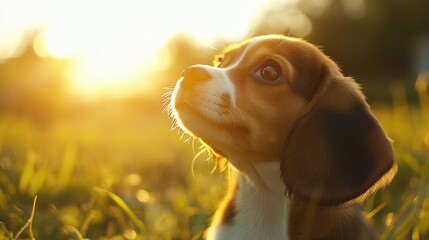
[172,35,397,239]
[289,198,378,240]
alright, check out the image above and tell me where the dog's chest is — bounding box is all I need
[207,163,290,240]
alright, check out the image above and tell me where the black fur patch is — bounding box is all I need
[219,184,238,225]
[220,198,236,225]
[282,100,395,205]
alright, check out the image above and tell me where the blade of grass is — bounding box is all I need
[80,210,96,237]
[28,168,47,196]
[366,202,386,219]
[19,151,36,193]
[94,187,147,235]
[0,222,13,240]
[14,195,37,240]
[384,158,429,239]
[29,195,37,240]
[0,192,7,211]
[383,196,416,240]
[190,230,203,240]
[415,73,429,123]
[66,226,84,240]
[59,144,76,188]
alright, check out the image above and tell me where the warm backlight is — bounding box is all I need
[0,0,271,97]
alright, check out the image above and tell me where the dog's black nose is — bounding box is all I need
[182,65,211,82]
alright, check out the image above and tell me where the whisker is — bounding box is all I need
[163,86,174,91]
[184,135,193,143]
[234,106,249,125]
[199,42,222,52]
[163,108,173,123]
[226,108,236,127]
[220,160,229,172]
[162,98,172,105]
[180,131,186,140]
[162,90,174,103]
[191,147,207,177]
[164,108,173,118]
[162,91,173,97]
[164,117,170,125]
[161,97,171,104]
[161,102,169,109]
[286,25,293,37]
[218,94,248,125]
[172,124,180,131]
[162,104,171,113]
[162,100,172,108]
[192,138,196,155]
[210,160,218,174]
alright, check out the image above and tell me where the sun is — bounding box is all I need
[2,0,272,97]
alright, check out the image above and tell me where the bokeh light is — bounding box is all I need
[1,0,429,239]
[0,0,276,97]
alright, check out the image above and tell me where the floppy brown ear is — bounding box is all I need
[281,66,397,206]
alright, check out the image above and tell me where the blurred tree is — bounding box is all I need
[158,34,217,88]
[253,0,429,82]
[0,40,70,124]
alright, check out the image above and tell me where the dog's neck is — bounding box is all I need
[207,160,290,240]
[206,155,379,240]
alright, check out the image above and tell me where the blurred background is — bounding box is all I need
[0,0,428,239]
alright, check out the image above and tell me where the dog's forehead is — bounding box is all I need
[222,36,298,64]
[224,37,274,55]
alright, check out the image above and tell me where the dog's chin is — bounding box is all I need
[173,102,249,155]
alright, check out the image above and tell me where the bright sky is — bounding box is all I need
[0,0,296,96]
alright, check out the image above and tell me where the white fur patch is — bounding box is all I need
[207,162,290,240]
[197,39,260,113]
[188,68,236,121]
[225,40,258,70]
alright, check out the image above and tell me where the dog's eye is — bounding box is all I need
[258,59,282,82]
[214,56,223,68]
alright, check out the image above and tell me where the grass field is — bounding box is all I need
[0,79,428,240]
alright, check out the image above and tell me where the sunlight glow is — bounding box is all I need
[0,0,280,96]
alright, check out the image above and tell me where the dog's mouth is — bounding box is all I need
[175,99,248,133]
[172,86,249,138]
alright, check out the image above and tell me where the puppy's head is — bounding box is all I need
[171,35,396,205]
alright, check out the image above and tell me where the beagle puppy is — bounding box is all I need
[170,35,397,240]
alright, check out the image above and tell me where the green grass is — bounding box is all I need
[0,81,428,239]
